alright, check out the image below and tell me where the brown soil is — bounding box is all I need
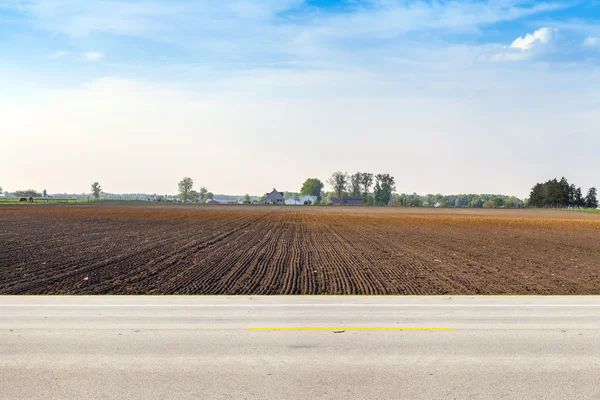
[1,204,599,294]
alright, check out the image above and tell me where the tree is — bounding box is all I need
[410,197,422,207]
[205,192,214,200]
[178,177,194,202]
[91,182,102,199]
[360,173,374,197]
[244,194,250,202]
[492,197,505,208]
[373,174,396,205]
[483,200,494,208]
[199,187,208,201]
[189,190,200,203]
[0,186,3,195]
[586,187,598,209]
[328,171,348,198]
[300,178,324,199]
[349,173,362,196]
[575,187,584,208]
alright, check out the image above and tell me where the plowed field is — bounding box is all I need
[1,204,599,294]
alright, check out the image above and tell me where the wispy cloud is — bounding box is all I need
[583,36,599,47]
[81,52,104,61]
[50,50,70,59]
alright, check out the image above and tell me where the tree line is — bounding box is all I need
[299,172,395,205]
[392,193,524,208]
[528,177,597,209]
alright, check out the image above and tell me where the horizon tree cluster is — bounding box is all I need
[528,177,598,209]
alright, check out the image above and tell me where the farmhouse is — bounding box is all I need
[331,196,364,206]
[261,189,284,205]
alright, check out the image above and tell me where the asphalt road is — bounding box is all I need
[2,296,600,399]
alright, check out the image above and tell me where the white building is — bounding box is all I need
[300,195,318,205]
[284,196,318,205]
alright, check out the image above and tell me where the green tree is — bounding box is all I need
[205,192,214,200]
[300,178,324,199]
[189,190,200,202]
[492,197,505,208]
[349,172,362,196]
[410,197,422,207]
[244,194,250,202]
[575,187,584,208]
[0,186,3,195]
[483,200,494,208]
[586,187,598,209]
[328,171,348,198]
[361,173,374,197]
[199,187,208,201]
[91,182,102,199]
[178,177,194,202]
[365,195,374,206]
[373,174,396,205]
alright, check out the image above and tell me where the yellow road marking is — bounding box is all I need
[247,327,453,331]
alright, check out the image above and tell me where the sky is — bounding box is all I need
[1,0,599,198]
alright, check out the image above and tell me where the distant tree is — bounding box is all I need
[365,195,374,206]
[189,190,200,202]
[91,182,102,199]
[0,186,3,195]
[586,187,598,209]
[360,173,374,197]
[199,186,208,201]
[504,197,519,209]
[178,177,194,202]
[349,173,362,196]
[300,178,324,199]
[410,197,422,207]
[244,194,250,202]
[568,184,577,207]
[328,171,348,198]
[373,174,396,205]
[483,200,494,208]
[205,192,214,200]
[492,197,505,208]
[575,187,584,208]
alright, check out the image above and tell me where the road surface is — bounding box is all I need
[2,296,600,399]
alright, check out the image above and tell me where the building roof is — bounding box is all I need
[343,196,364,201]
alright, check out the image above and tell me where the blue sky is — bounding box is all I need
[1,1,599,196]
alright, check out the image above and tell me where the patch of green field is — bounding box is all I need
[0,197,93,205]
[570,208,600,215]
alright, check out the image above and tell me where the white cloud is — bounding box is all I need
[583,36,599,47]
[510,27,553,51]
[50,50,70,59]
[81,52,104,61]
